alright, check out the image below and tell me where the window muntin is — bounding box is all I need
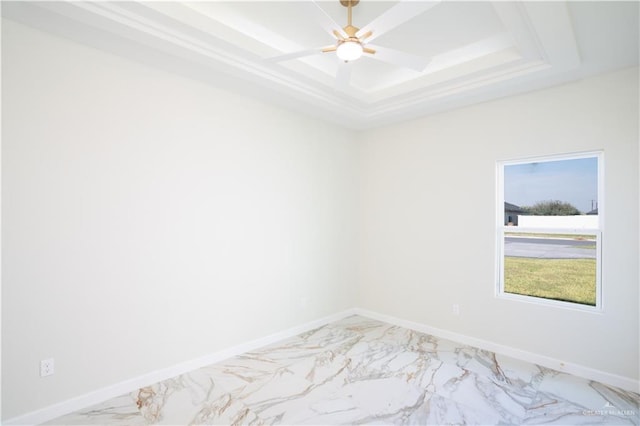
[497,152,602,310]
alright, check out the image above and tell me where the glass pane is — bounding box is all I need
[504,232,597,306]
[504,157,599,227]
[501,155,600,307]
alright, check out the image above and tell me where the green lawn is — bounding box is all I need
[504,257,596,306]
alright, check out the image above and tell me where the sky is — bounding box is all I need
[504,157,598,214]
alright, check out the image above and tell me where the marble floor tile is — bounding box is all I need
[45,315,640,425]
[133,367,256,425]
[42,394,145,425]
[384,392,505,425]
[523,369,640,425]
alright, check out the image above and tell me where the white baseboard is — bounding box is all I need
[4,308,357,426]
[353,307,640,394]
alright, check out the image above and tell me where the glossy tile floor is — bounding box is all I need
[47,315,639,425]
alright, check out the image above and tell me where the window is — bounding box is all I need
[496,152,603,310]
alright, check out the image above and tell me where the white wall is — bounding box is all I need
[358,67,639,381]
[1,20,358,419]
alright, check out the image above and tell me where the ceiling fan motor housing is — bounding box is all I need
[343,25,359,38]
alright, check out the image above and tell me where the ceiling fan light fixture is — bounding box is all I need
[336,40,363,61]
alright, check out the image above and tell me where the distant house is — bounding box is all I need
[505,202,524,225]
[587,208,598,215]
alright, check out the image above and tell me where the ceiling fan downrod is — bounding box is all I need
[341,0,360,38]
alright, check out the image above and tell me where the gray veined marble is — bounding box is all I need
[45,315,640,425]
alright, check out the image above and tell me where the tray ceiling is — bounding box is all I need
[3,1,638,129]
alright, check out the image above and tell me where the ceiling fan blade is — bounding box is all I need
[424,33,515,74]
[335,61,352,90]
[303,0,348,40]
[267,46,333,62]
[356,1,440,43]
[365,44,430,72]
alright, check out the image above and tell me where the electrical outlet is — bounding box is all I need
[452,304,460,316]
[40,358,55,377]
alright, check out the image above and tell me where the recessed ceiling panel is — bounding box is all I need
[375,1,506,57]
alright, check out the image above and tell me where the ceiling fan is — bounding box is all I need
[268,0,440,88]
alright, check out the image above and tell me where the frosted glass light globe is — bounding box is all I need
[336,41,363,61]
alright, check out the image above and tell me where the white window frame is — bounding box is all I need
[496,151,604,312]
